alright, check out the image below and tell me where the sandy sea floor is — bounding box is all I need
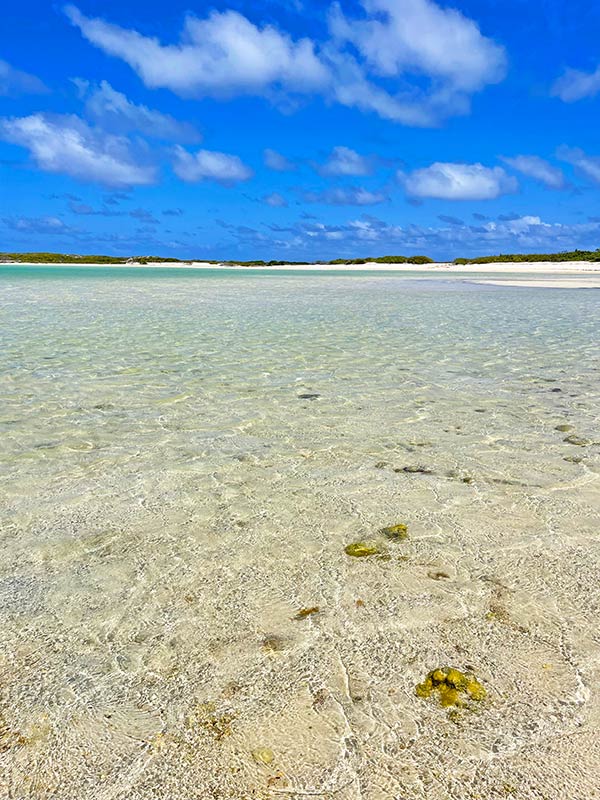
[0,267,599,799]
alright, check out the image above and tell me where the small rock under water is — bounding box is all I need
[564,434,591,447]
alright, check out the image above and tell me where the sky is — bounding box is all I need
[1,0,600,261]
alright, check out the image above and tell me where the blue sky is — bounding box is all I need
[1,0,599,260]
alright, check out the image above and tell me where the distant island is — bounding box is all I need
[1,249,600,266]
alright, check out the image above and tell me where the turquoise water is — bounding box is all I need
[0,267,599,799]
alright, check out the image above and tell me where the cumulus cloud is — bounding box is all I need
[172,146,253,184]
[218,212,600,261]
[84,80,200,141]
[0,113,157,187]
[552,66,600,102]
[303,186,388,205]
[65,5,328,98]
[328,0,506,123]
[403,162,518,200]
[318,146,374,176]
[65,1,506,126]
[263,192,288,207]
[501,155,565,189]
[264,149,296,171]
[557,146,600,185]
[0,59,47,96]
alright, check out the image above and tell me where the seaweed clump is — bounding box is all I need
[293,607,320,620]
[345,542,382,558]
[379,523,409,541]
[415,667,486,708]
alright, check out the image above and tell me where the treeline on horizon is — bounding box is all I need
[1,249,599,265]
[453,248,600,264]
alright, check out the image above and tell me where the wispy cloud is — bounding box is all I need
[552,65,600,102]
[403,162,518,200]
[68,200,122,216]
[501,155,566,189]
[303,186,388,205]
[65,1,506,126]
[84,80,200,142]
[0,113,157,187]
[0,59,47,96]
[172,146,253,184]
[557,146,600,185]
[2,215,76,235]
[264,149,296,171]
[263,192,288,207]
[317,146,374,176]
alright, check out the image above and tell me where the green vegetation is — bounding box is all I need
[328,255,433,265]
[415,667,487,708]
[0,252,434,266]
[0,252,183,264]
[453,249,600,264]
[3,249,599,266]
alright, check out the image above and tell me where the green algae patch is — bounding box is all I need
[415,667,486,709]
[379,523,409,541]
[345,542,382,558]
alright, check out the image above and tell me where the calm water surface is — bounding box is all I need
[1,267,599,799]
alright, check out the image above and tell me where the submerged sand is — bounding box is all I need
[9,260,600,289]
[0,269,599,799]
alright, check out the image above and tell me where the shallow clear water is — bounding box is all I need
[1,267,599,799]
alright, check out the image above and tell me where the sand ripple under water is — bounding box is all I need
[0,269,599,799]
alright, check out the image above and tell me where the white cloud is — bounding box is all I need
[552,66,600,102]
[329,0,505,90]
[2,215,75,235]
[501,155,565,189]
[228,212,600,261]
[403,162,518,200]
[327,0,507,123]
[0,113,157,187]
[264,192,288,207]
[0,59,47,96]
[480,215,551,235]
[264,149,296,171]
[172,146,253,184]
[303,186,388,205]
[65,5,328,98]
[65,1,506,126]
[85,81,200,141]
[318,146,373,176]
[557,146,600,185]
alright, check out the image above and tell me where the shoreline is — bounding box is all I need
[3,260,600,287]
